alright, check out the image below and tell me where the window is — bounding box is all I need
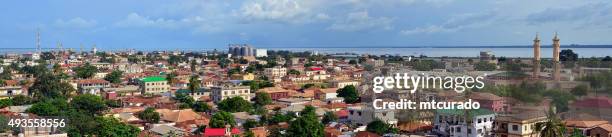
[478,129,483,134]
[512,125,518,131]
[467,128,472,134]
[478,118,482,123]
[456,127,461,133]
[484,118,488,122]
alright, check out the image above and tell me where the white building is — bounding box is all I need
[210,84,251,102]
[433,109,496,137]
[264,66,287,78]
[347,105,397,126]
[330,80,359,89]
[76,79,110,95]
[255,49,268,57]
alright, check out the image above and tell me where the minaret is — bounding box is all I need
[533,33,541,61]
[532,33,541,79]
[552,32,561,81]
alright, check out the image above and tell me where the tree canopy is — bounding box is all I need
[286,105,324,137]
[337,85,359,103]
[217,97,252,112]
[209,111,236,128]
[137,107,160,123]
[73,63,98,79]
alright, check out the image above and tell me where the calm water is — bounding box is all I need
[267,47,612,58]
[2,47,610,58]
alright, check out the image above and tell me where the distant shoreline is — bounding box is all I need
[1,45,612,50]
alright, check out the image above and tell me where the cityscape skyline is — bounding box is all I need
[2,0,612,49]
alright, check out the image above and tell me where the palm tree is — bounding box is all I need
[166,72,176,86]
[188,75,201,94]
[536,107,565,137]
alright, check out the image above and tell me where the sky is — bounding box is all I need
[1,0,612,49]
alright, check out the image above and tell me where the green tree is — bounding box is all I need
[243,119,259,129]
[288,69,300,75]
[0,115,10,133]
[175,93,195,106]
[286,105,324,137]
[11,95,32,105]
[209,111,236,128]
[188,75,201,94]
[137,107,160,123]
[95,116,141,137]
[191,60,198,72]
[70,94,108,115]
[337,85,359,103]
[192,101,210,112]
[560,49,578,62]
[0,99,12,108]
[536,108,566,137]
[104,70,123,84]
[322,111,338,124]
[29,72,64,99]
[366,119,398,135]
[73,63,98,79]
[254,92,272,107]
[27,101,61,116]
[474,62,497,71]
[217,97,252,112]
[570,84,589,97]
[166,72,177,86]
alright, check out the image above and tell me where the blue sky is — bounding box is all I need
[1,0,612,49]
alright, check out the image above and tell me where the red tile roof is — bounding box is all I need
[572,97,612,108]
[77,79,109,84]
[336,110,349,118]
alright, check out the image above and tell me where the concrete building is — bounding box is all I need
[493,111,547,137]
[76,79,110,95]
[264,66,287,78]
[348,105,397,126]
[330,80,359,89]
[255,49,267,57]
[433,109,496,137]
[210,84,251,102]
[138,76,170,95]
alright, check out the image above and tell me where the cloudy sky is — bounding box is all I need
[1,0,612,49]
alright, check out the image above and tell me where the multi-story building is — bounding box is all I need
[76,79,110,95]
[433,108,496,137]
[257,87,292,100]
[255,49,267,57]
[492,111,546,137]
[264,66,287,78]
[0,80,23,99]
[330,80,359,89]
[348,105,397,127]
[210,84,251,102]
[138,76,170,95]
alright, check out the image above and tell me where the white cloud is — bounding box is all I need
[54,17,97,28]
[400,25,455,35]
[400,11,498,35]
[238,0,330,24]
[115,13,220,32]
[327,11,393,32]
